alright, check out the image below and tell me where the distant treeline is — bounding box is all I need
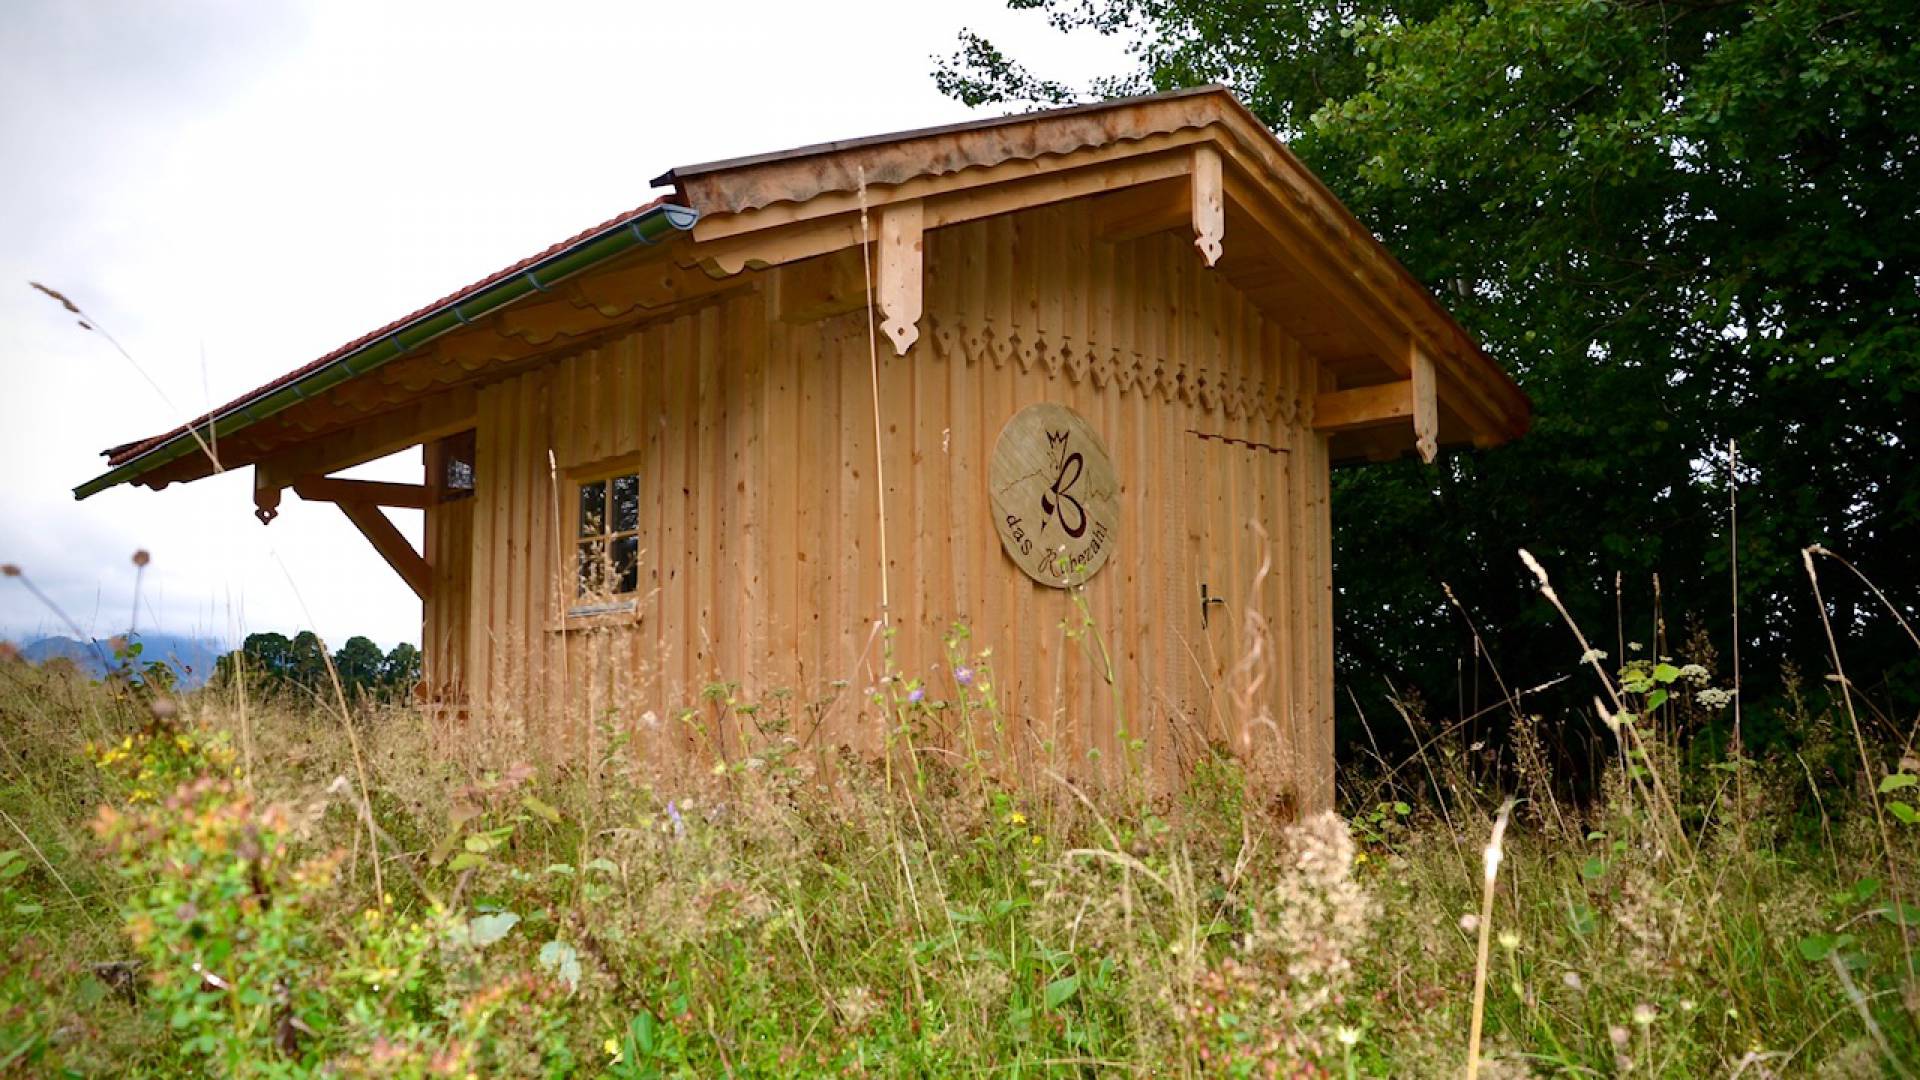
[211,632,420,701]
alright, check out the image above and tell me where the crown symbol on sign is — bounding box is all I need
[1046,430,1071,451]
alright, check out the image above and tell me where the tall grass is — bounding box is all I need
[2,557,1917,1076]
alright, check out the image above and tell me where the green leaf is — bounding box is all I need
[1392,801,1412,816]
[585,857,619,875]
[1889,802,1918,825]
[1878,773,1917,793]
[1880,902,1920,927]
[1652,663,1681,684]
[448,851,486,872]
[1853,877,1882,903]
[630,1010,657,1056]
[539,939,582,992]
[1798,933,1835,962]
[522,794,563,824]
[1580,856,1607,881]
[1044,974,1081,1010]
[1645,688,1668,712]
[466,911,520,947]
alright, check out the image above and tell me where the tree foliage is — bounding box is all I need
[938,0,1920,733]
[212,632,421,702]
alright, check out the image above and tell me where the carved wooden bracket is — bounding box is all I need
[1191,144,1224,267]
[1410,342,1439,465]
[253,470,281,526]
[875,200,925,355]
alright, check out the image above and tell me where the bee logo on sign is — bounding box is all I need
[989,403,1120,587]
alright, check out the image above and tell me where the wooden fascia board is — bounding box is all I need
[672,91,1233,218]
[687,129,1214,243]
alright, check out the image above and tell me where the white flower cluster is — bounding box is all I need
[1696,687,1735,710]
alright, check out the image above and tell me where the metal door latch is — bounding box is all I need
[1200,582,1226,628]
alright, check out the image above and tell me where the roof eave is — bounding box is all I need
[76,203,699,501]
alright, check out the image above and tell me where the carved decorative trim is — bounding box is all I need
[926,315,1304,424]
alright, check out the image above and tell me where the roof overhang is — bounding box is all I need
[82,86,1528,499]
[76,201,698,499]
[653,85,1529,460]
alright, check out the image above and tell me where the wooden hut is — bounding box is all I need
[79,87,1529,809]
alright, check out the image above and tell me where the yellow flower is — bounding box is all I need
[1008,812,1027,826]
[1030,834,1043,847]
[605,1037,622,1062]
[1354,851,1369,864]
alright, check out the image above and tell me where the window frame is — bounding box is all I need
[562,454,645,623]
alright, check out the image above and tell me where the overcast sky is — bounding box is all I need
[0,1,1129,650]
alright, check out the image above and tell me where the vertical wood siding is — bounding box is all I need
[435,198,1334,808]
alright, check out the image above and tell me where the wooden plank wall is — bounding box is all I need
[444,197,1333,809]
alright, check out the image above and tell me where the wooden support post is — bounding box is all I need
[1191,144,1224,267]
[293,476,434,509]
[876,199,925,355]
[337,500,431,601]
[1411,342,1440,464]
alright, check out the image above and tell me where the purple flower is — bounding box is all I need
[907,688,925,704]
[666,800,685,836]
[953,666,974,687]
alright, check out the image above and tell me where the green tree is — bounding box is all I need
[289,631,330,692]
[379,643,423,696]
[939,0,1920,732]
[331,636,385,697]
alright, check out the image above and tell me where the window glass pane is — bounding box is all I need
[612,473,640,532]
[576,539,607,596]
[445,457,474,492]
[612,536,639,595]
[578,481,606,538]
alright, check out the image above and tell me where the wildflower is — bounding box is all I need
[0,564,18,578]
[1336,1026,1361,1047]
[953,665,974,686]
[1580,647,1608,664]
[1632,1002,1658,1026]
[907,688,925,704]
[605,1037,622,1063]
[1697,687,1734,710]
[132,549,151,567]
[1459,913,1481,933]
[1562,971,1583,992]
[1676,663,1708,685]
[1628,641,1643,652]
[667,800,685,836]
[1497,930,1520,951]
[1610,1025,1630,1049]
[1008,811,1026,826]
[1030,834,1042,846]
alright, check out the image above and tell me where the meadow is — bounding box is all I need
[1,552,1916,1077]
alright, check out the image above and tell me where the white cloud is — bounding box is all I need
[1,0,1132,649]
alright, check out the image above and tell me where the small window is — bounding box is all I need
[575,472,640,600]
[433,430,476,503]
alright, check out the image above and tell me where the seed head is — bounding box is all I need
[1,564,19,578]
[132,549,151,568]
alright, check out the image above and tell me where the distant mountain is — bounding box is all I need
[12,633,226,689]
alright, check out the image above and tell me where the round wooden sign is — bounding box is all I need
[989,403,1120,587]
